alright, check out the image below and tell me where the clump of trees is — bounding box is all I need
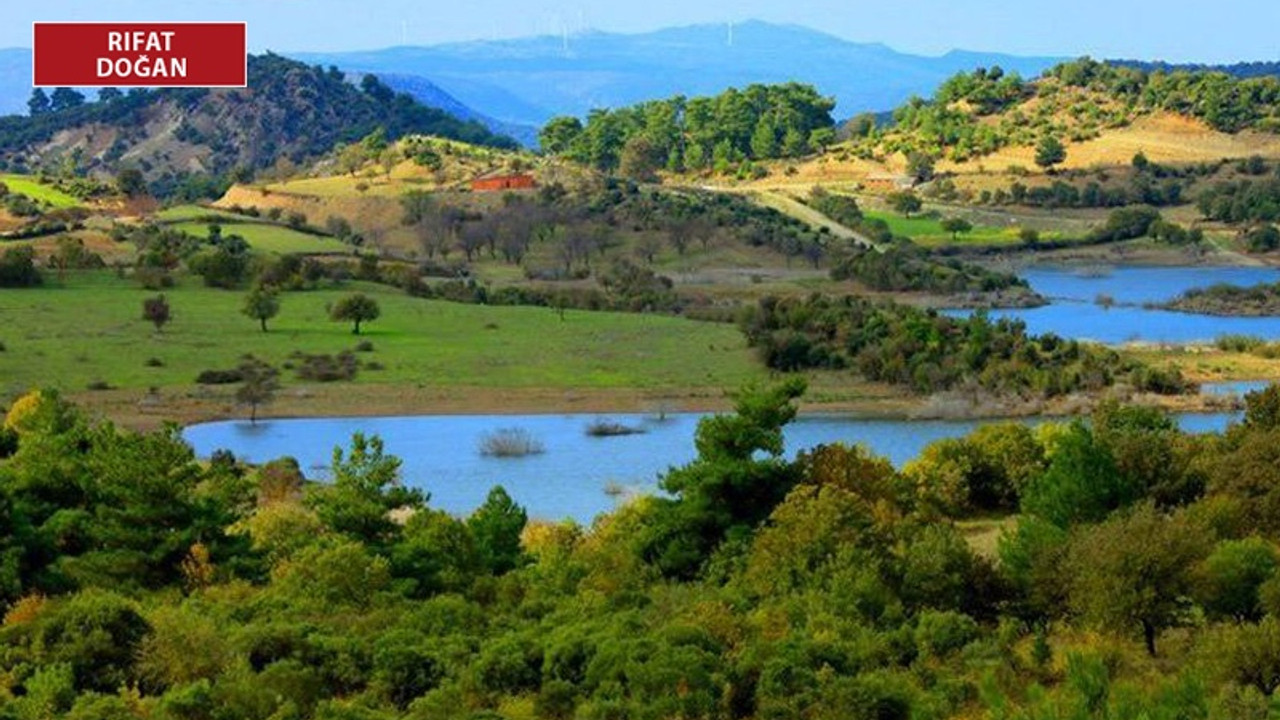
[830,244,1033,296]
[540,83,836,176]
[739,294,1195,397]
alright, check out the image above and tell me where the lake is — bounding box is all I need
[183,408,1242,524]
[184,265,1280,523]
[959,265,1280,344]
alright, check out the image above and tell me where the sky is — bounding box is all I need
[1,0,1277,64]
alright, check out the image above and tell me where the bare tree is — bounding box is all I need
[634,234,662,265]
[236,355,279,424]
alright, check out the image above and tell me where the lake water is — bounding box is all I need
[183,408,1242,523]
[183,266,1280,523]
[957,265,1280,344]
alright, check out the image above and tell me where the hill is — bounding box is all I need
[373,73,538,147]
[0,54,519,196]
[289,21,1063,126]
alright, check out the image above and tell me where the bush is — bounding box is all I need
[479,428,545,457]
[585,419,646,437]
[355,340,374,352]
[85,380,113,391]
[134,266,174,290]
[293,350,358,382]
[144,357,164,367]
[195,368,244,385]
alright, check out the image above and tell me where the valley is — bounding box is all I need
[5,20,1280,719]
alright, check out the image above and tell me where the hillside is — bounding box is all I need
[290,21,1062,126]
[0,54,518,195]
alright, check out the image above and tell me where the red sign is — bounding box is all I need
[33,22,247,87]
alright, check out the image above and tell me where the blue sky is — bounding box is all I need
[2,0,1276,63]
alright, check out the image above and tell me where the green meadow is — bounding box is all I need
[172,221,354,255]
[864,209,1026,247]
[0,173,82,208]
[0,272,758,397]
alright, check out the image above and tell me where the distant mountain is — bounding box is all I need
[0,49,34,116]
[0,48,536,147]
[371,73,538,146]
[0,54,518,193]
[290,21,1067,128]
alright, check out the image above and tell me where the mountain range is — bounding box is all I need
[290,21,1067,128]
[4,22,1278,151]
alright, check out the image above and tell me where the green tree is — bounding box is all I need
[940,217,973,241]
[906,151,936,183]
[750,119,778,159]
[28,88,50,115]
[1035,135,1067,172]
[468,486,528,575]
[142,294,171,332]
[116,168,146,198]
[50,87,85,112]
[1020,421,1137,528]
[1066,504,1208,655]
[242,285,281,332]
[1245,384,1280,430]
[330,293,380,334]
[1196,537,1278,622]
[888,191,923,217]
[642,378,807,579]
[618,135,664,182]
[235,356,279,424]
[305,433,425,548]
[539,116,584,155]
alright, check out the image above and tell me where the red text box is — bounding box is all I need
[33,22,247,87]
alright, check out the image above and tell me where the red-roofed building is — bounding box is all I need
[470,173,536,192]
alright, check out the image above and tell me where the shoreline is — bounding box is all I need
[70,380,1251,433]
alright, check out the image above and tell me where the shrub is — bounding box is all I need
[144,357,164,367]
[293,350,358,382]
[585,419,647,437]
[479,428,545,457]
[195,368,244,385]
[355,340,374,352]
[85,380,113,391]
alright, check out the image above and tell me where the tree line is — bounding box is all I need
[738,293,1194,396]
[539,83,836,178]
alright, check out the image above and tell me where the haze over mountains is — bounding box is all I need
[2,21,1277,148]
[291,21,1066,127]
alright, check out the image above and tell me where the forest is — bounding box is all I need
[5,381,1280,718]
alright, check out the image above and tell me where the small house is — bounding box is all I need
[470,173,537,192]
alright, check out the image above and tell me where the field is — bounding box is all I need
[153,204,251,222]
[0,173,82,208]
[0,271,759,399]
[172,220,353,254]
[862,209,1023,247]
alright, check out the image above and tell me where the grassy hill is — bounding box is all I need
[0,271,761,414]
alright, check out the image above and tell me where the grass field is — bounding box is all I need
[154,204,250,222]
[0,174,82,208]
[864,210,1024,247]
[0,272,760,398]
[172,221,353,255]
